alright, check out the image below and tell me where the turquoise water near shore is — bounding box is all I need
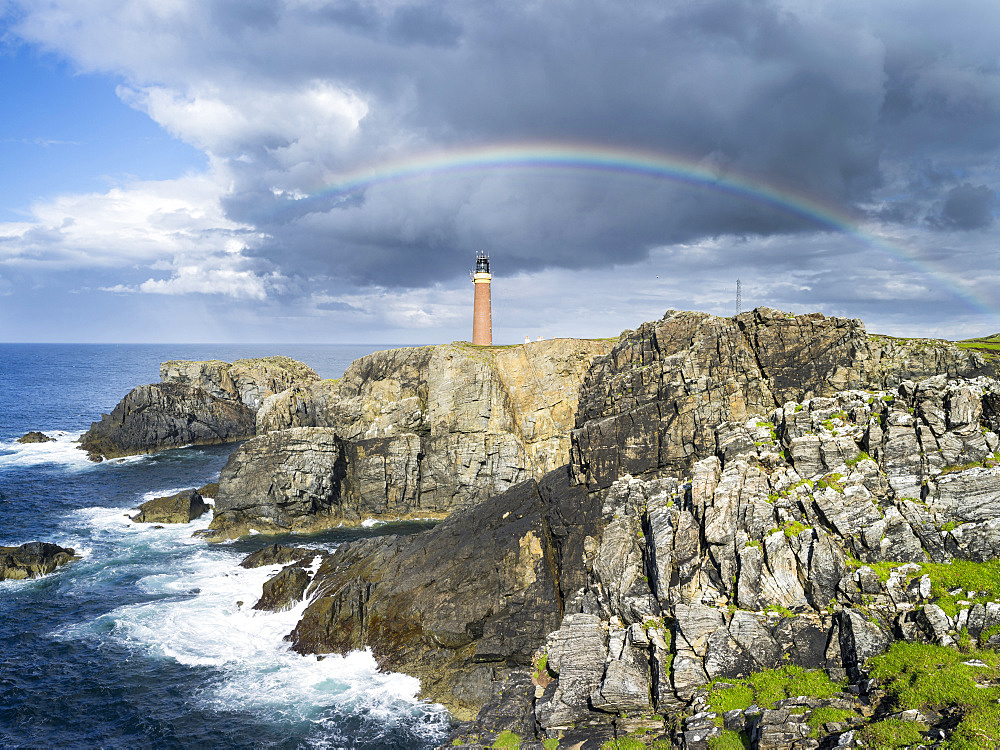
[0,344,448,749]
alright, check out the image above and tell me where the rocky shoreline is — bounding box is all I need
[80,309,1000,749]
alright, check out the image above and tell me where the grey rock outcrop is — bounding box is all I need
[213,339,613,538]
[17,431,55,444]
[79,356,319,460]
[253,564,313,612]
[78,382,255,460]
[239,544,320,569]
[0,542,79,580]
[131,488,209,524]
[430,311,1000,748]
[571,308,992,488]
[209,427,346,538]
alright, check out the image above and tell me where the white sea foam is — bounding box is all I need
[57,510,449,744]
[0,431,98,470]
[360,518,385,528]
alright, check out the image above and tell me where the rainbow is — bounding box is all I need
[293,141,999,321]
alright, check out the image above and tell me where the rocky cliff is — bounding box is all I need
[79,356,319,460]
[207,338,613,539]
[252,309,1000,749]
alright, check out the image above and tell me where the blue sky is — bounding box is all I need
[1,1,999,343]
[0,46,204,221]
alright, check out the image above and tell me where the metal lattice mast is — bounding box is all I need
[736,279,742,315]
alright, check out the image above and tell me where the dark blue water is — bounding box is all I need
[0,344,448,750]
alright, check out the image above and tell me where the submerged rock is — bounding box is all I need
[16,431,55,444]
[131,488,209,524]
[0,542,79,581]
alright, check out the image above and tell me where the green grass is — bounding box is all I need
[599,739,646,750]
[542,739,559,750]
[708,729,750,750]
[858,718,927,749]
[491,730,522,749]
[806,707,856,737]
[846,451,873,467]
[869,559,1000,617]
[706,665,844,714]
[815,473,845,493]
[867,642,1000,749]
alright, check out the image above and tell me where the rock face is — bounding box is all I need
[287,468,600,720]
[17,431,55,444]
[209,428,347,538]
[260,309,1000,748]
[571,308,993,489]
[131,489,209,524]
[160,356,320,410]
[209,339,613,538]
[0,542,79,580]
[79,356,319,460]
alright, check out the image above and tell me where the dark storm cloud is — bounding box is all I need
[199,0,904,286]
[9,0,1000,335]
[930,183,997,230]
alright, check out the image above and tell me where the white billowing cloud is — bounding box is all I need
[0,167,278,300]
[132,266,279,299]
[0,170,244,267]
[120,81,369,162]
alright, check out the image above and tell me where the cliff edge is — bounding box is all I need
[206,338,615,539]
[258,309,1000,748]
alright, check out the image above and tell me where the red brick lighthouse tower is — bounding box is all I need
[472,252,492,345]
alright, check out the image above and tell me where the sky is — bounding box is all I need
[1,0,999,344]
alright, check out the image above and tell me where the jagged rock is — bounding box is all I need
[197,481,219,498]
[263,309,1000,739]
[447,671,538,748]
[0,542,79,580]
[131,488,208,524]
[288,471,590,720]
[253,564,312,612]
[239,544,319,569]
[160,356,320,410]
[208,426,462,539]
[16,431,55,444]
[246,340,614,539]
[79,382,255,460]
[536,613,610,728]
[208,428,346,539]
[837,609,892,682]
[79,356,318,460]
[590,626,653,713]
[571,309,991,488]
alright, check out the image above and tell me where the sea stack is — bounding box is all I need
[471,252,492,345]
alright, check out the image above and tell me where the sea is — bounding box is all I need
[0,344,450,750]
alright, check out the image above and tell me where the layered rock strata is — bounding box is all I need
[241,309,1000,749]
[571,308,993,488]
[79,356,319,460]
[209,339,613,538]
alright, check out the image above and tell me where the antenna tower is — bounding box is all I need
[736,279,742,315]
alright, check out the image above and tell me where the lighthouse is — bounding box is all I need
[472,252,492,345]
